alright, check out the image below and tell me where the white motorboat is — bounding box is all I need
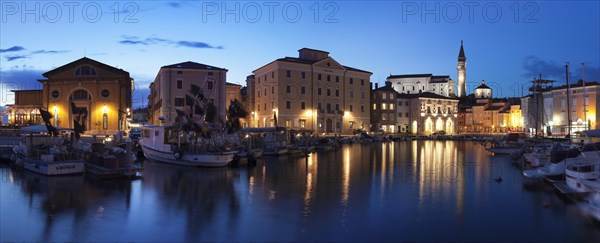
[139,125,237,167]
[565,160,600,193]
[522,143,587,179]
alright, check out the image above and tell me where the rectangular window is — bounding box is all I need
[361,105,365,112]
[335,104,339,111]
[271,86,274,94]
[174,97,184,107]
[301,102,306,109]
[207,81,213,90]
[327,75,331,81]
[382,113,386,121]
[271,72,274,78]
[349,105,353,112]
[208,72,213,76]
[177,71,182,74]
[362,92,365,99]
[336,90,339,97]
[361,79,365,85]
[302,72,306,79]
[177,80,182,89]
[318,88,322,95]
[350,78,353,84]
[350,91,354,98]
[264,89,267,96]
[390,103,394,110]
[373,104,377,110]
[405,101,409,106]
[327,103,331,111]
[299,119,306,128]
[264,103,266,110]
[382,103,387,110]
[301,87,306,94]
[286,85,291,93]
[406,112,409,117]
[258,105,260,111]
[286,70,291,78]
[398,101,402,106]
[383,93,387,99]
[318,103,322,109]
[327,89,331,96]
[318,74,322,80]
[336,76,339,82]
[399,113,402,117]
[286,101,291,109]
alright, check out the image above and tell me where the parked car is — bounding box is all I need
[129,128,142,140]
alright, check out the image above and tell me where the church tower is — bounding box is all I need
[457,41,467,97]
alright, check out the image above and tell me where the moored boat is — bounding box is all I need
[139,125,237,167]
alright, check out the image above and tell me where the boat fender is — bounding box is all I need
[174,152,182,160]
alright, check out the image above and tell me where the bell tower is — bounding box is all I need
[457,40,467,97]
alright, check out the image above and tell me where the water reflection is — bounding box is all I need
[3,169,134,242]
[142,161,240,242]
[2,141,600,242]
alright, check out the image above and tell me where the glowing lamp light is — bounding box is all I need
[102,105,108,114]
[53,105,57,114]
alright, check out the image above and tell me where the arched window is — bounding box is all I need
[72,89,90,100]
[75,65,97,76]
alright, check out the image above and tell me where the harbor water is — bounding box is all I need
[1,141,599,242]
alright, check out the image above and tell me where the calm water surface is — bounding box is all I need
[1,141,599,242]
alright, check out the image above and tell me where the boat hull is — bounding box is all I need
[23,158,85,176]
[141,144,236,167]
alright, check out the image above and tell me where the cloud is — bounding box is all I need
[521,55,600,83]
[168,2,182,8]
[31,50,70,54]
[118,36,223,49]
[175,41,223,49]
[0,46,25,53]
[3,48,70,61]
[5,55,28,61]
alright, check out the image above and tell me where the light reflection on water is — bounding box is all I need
[1,141,599,242]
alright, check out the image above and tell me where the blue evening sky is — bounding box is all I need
[1,1,599,108]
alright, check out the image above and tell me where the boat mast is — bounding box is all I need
[565,63,571,137]
[582,63,587,131]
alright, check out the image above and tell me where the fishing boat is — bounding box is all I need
[13,125,85,176]
[241,127,290,156]
[139,125,237,167]
[79,138,143,178]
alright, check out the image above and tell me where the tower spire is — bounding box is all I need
[458,40,466,61]
[457,41,467,97]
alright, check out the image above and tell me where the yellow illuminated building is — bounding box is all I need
[251,48,372,134]
[522,81,599,135]
[36,57,133,134]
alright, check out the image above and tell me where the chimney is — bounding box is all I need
[375,83,379,89]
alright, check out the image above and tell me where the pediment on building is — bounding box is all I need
[42,57,130,80]
[313,57,346,71]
